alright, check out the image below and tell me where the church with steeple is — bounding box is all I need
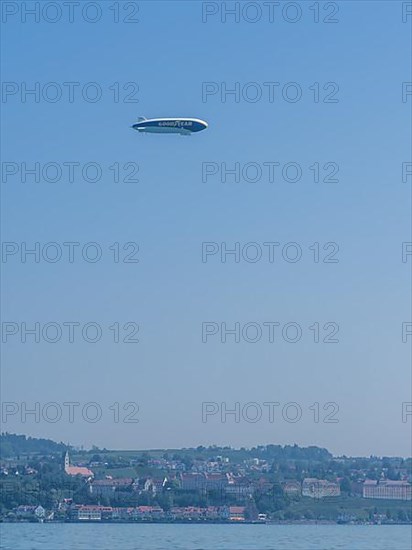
[64,450,94,478]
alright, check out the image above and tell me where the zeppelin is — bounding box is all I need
[132,117,208,135]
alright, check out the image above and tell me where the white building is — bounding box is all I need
[302,478,340,498]
[363,480,412,500]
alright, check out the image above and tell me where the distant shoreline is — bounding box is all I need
[3,519,412,526]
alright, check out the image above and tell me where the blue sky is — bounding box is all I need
[1,1,411,456]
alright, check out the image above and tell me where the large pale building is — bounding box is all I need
[302,478,340,498]
[362,480,412,500]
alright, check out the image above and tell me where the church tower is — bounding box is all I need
[64,450,70,473]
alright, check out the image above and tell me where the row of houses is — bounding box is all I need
[15,505,46,520]
[87,474,412,501]
[70,505,246,522]
[88,473,252,498]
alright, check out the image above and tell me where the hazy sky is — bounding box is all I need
[1,1,411,457]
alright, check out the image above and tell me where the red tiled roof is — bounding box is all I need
[66,466,93,477]
[79,505,112,511]
[229,506,246,513]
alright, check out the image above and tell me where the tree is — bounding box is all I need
[340,477,351,494]
[397,509,407,522]
[156,493,172,512]
[245,501,259,520]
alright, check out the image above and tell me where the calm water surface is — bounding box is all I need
[1,523,411,550]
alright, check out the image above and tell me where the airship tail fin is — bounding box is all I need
[137,116,147,122]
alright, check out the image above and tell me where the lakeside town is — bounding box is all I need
[1,433,411,525]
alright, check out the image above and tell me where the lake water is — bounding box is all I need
[1,524,411,550]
